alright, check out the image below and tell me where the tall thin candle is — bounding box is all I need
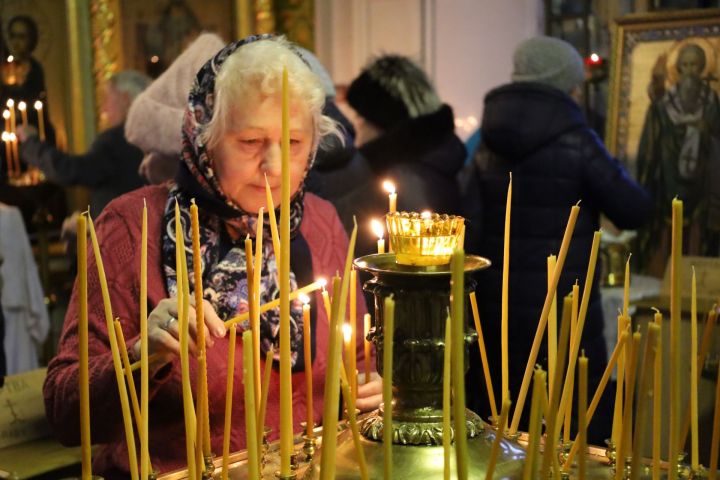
[77,214,91,480]
[691,267,699,469]
[612,314,628,446]
[623,254,631,317]
[301,295,313,436]
[320,277,343,480]
[140,201,148,480]
[565,282,580,444]
[548,254,557,394]
[33,101,45,141]
[668,198,683,480]
[501,174,512,406]
[221,326,236,480]
[87,216,139,480]
[364,313,371,384]
[279,66,293,476]
[486,397,511,480]
[252,209,265,417]
[383,295,395,480]
[114,320,142,436]
[631,323,660,480]
[242,330,260,480]
[339,363,369,480]
[653,310,663,480]
[451,249,468,480]
[578,353,588,479]
[616,329,642,479]
[17,101,26,127]
[443,314,451,480]
[470,292,497,421]
[350,269,358,397]
[258,347,273,438]
[510,204,580,434]
[523,368,545,480]
[264,175,281,264]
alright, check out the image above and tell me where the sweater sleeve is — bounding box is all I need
[20,131,115,188]
[580,129,653,230]
[43,204,171,446]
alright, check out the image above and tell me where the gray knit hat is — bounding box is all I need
[511,36,585,94]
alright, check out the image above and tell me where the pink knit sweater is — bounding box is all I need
[43,185,368,478]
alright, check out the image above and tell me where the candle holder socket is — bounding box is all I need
[604,439,617,467]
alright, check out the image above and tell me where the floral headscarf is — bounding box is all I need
[161,35,310,368]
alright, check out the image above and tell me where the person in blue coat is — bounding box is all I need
[462,36,652,443]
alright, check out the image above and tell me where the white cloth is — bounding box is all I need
[0,203,50,374]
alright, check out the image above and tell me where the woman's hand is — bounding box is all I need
[355,372,383,412]
[132,297,227,373]
[16,124,38,142]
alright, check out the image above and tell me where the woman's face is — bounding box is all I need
[211,95,314,213]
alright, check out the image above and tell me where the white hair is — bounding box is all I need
[203,37,340,152]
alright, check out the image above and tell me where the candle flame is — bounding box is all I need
[370,219,384,239]
[316,277,327,288]
[6,99,14,108]
[299,293,310,305]
[17,101,26,111]
[34,100,43,110]
[421,210,432,219]
[2,110,9,120]
[8,132,16,141]
[6,55,13,63]
[1,131,8,141]
[343,323,352,343]
[382,180,396,195]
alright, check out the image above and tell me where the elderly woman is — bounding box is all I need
[43,36,380,478]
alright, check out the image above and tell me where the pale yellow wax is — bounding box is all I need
[302,302,313,436]
[258,347,274,442]
[443,314,452,480]
[623,254,631,317]
[565,283,580,444]
[668,198,683,480]
[77,214,91,479]
[469,292,497,421]
[451,249,468,480]
[264,175,281,265]
[653,311,663,480]
[547,254,557,395]
[34,100,45,141]
[252,208,264,414]
[383,295,395,480]
[339,362,369,480]
[242,331,260,479]
[378,238,385,254]
[616,330,641,479]
[691,267,699,469]
[140,201,149,480]
[523,368,545,480]
[320,277,343,480]
[364,313,371,385]
[578,353,588,479]
[87,216,139,480]
[631,323,660,480]
[114,320,142,436]
[350,269,358,398]
[509,204,580,434]
[17,101,27,127]
[486,397,511,480]
[612,314,627,445]
[501,174,512,405]
[221,326,237,480]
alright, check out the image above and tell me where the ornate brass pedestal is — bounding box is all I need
[305,253,527,479]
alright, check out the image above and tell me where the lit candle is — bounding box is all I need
[299,293,314,437]
[443,314,451,480]
[242,330,260,479]
[320,277,343,480]
[383,295,395,480]
[669,198,683,480]
[616,328,641,477]
[191,200,211,458]
[6,99,15,133]
[510,203,580,434]
[17,101,27,127]
[371,219,385,254]
[114,320,142,437]
[343,322,354,409]
[3,109,10,132]
[2,131,12,177]
[383,180,397,213]
[451,249,468,480]
[87,216,139,480]
[321,286,332,320]
[623,254,631,317]
[264,175,281,265]
[77,214,92,480]
[691,267,699,469]
[140,200,149,480]
[547,255,557,394]
[175,203,196,480]
[653,310,663,480]
[501,174,512,408]
[486,397,511,480]
[631,322,660,480]
[9,132,19,177]
[350,269,358,396]
[221,326,237,480]
[578,352,588,479]
[364,313,372,384]
[33,101,45,141]
[469,292,497,421]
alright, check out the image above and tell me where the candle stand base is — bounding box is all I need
[301,435,316,462]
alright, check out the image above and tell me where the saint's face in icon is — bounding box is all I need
[7,17,38,61]
[676,44,705,80]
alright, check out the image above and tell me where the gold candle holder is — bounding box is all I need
[385,211,465,266]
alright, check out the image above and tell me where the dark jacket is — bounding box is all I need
[329,104,466,256]
[463,82,651,436]
[20,124,145,218]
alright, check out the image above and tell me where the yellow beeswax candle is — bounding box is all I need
[510,204,580,434]
[451,249,468,480]
[501,174,512,405]
[565,283,580,444]
[653,310,663,480]
[371,219,385,254]
[343,323,354,409]
[631,323,660,480]
[612,314,627,445]
[301,295,313,436]
[33,100,45,141]
[578,353,588,479]
[242,330,260,479]
[340,363,369,480]
[77,214,91,480]
[623,254,631,317]
[383,180,397,213]
[616,329,641,478]
[548,254,557,394]
[264,175,281,265]
[6,99,15,132]
[252,208,264,413]
[383,295,395,480]
[320,277,343,480]
[221,326,236,480]
[523,368,545,480]
[691,267,699,469]
[350,269,358,396]
[669,198,682,480]
[114,320,142,436]
[486,397,511,480]
[469,292,497,421]
[258,347,274,436]
[17,101,26,127]
[364,313,371,384]
[140,201,149,480]
[443,314,451,480]
[87,216,139,480]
